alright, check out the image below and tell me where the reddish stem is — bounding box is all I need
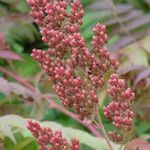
[97,113,113,150]
[0,66,35,91]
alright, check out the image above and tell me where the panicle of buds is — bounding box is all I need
[103,74,135,143]
[27,120,81,150]
[0,33,10,50]
[27,0,119,120]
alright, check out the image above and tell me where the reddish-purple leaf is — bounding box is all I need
[88,1,133,14]
[109,31,147,51]
[118,66,146,75]
[116,4,133,14]
[125,138,150,150]
[87,1,109,10]
[0,77,11,96]
[105,10,143,26]
[0,50,23,61]
[109,36,134,51]
[117,15,150,33]
[134,68,150,85]
[0,77,41,102]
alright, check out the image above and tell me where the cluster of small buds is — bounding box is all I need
[27,120,81,150]
[108,131,122,143]
[92,23,119,71]
[103,74,135,143]
[70,139,81,150]
[92,23,108,48]
[69,0,83,25]
[0,33,10,50]
[27,0,119,120]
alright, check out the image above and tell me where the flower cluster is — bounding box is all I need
[103,74,135,143]
[0,33,10,50]
[27,0,119,120]
[27,120,81,150]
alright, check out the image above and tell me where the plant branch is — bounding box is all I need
[0,66,35,91]
[96,112,114,150]
[0,66,102,138]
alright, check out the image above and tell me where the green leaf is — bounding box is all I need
[12,138,34,150]
[13,54,39,77]
[3,132,38,150]
[129,48,148,66]
[5,23,39,51]
[0,0,15,4]
[118,43,149,70]
[0,115,119,150]
[0,123,16,143]
[81,0,93,6]
[81,144,93,150]
[12,43,24,53]
[0,5,7,15]
[136,121,150,135]
[15,1,29,13]
[0,115,27,143]
[142,36,150,53]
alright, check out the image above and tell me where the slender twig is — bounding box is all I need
[96,112,114,150]
[118,142,123,150]
[0,66,102,138]
[118,131,125,150]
